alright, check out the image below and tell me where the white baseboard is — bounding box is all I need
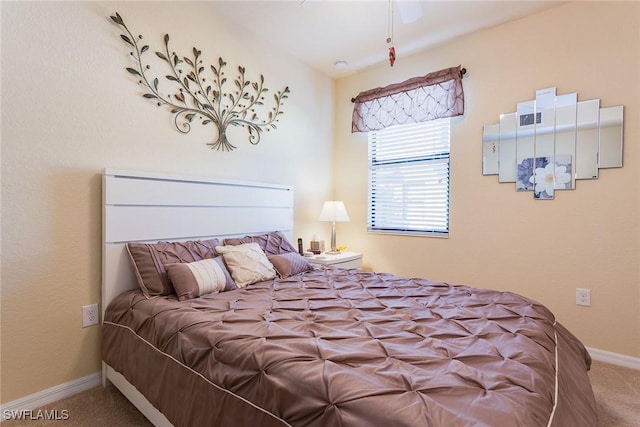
[587,347,640,370]
[0,372,101,416]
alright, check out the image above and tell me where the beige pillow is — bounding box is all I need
[216,243,277,288]
[166,257,236,301]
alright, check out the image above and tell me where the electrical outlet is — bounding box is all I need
[576,288,591,307]
[82,304,99,327]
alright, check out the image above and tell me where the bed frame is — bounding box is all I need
[101,168,294,426]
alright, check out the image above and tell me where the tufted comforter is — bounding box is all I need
[102,267,597,427]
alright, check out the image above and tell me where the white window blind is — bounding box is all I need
[368,119,450,236]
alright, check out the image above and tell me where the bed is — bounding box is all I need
[101,168,598,427]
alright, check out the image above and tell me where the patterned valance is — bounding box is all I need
[351,65,465,133]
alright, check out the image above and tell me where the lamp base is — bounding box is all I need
[324,250,342,255]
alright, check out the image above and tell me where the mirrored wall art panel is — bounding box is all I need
[481,87,624,200]
[598,105,624,168]
[482,124,500,175]
[498,113,517,183]
[516,100,536,192]
[533,88,558,199]
[575,99,600,180]
[555,93,577,190]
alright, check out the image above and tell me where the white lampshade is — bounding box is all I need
[319,201,349,254]
[318,201,350,222]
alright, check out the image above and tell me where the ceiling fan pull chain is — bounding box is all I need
[387,0,396,66]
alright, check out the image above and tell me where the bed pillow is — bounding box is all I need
[223,231,297,256]
[215,243,277,288]
[126,239,221,297]
[268,252,314,278]
[166,257,236,301]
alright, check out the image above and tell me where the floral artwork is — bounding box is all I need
[551,155,572,189]
[516,157,545,191]
[516,155,572,199]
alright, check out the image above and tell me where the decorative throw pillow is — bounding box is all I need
[126,239,221,297]
[215,243,277,288]
[223,231,297,256]
[268,252,314,278]
[166,257,236,301]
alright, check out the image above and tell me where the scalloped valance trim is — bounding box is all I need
[352,65,464,133]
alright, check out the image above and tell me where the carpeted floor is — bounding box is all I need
[589,360,640,427]
[2,382,152,426]
[3,360,639,426]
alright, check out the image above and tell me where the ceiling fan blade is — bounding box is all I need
[396,1,423,24]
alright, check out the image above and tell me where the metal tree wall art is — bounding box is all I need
[110,12,290,151]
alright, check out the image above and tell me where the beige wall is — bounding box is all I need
[0,2,334,403]
[334,1,639,358]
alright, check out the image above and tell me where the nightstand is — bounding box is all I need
[307,251,363,269]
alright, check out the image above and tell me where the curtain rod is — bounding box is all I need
[350,67,466,103]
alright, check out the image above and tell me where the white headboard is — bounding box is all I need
[102,168,294,313]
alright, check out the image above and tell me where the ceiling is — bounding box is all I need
[212,1,564,78]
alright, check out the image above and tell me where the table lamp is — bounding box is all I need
[318,201,350,254]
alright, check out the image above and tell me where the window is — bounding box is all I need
[367,118,450,237]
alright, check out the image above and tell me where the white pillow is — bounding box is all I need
[215,242,277,287]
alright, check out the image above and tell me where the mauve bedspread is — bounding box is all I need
[102,268,597,427]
